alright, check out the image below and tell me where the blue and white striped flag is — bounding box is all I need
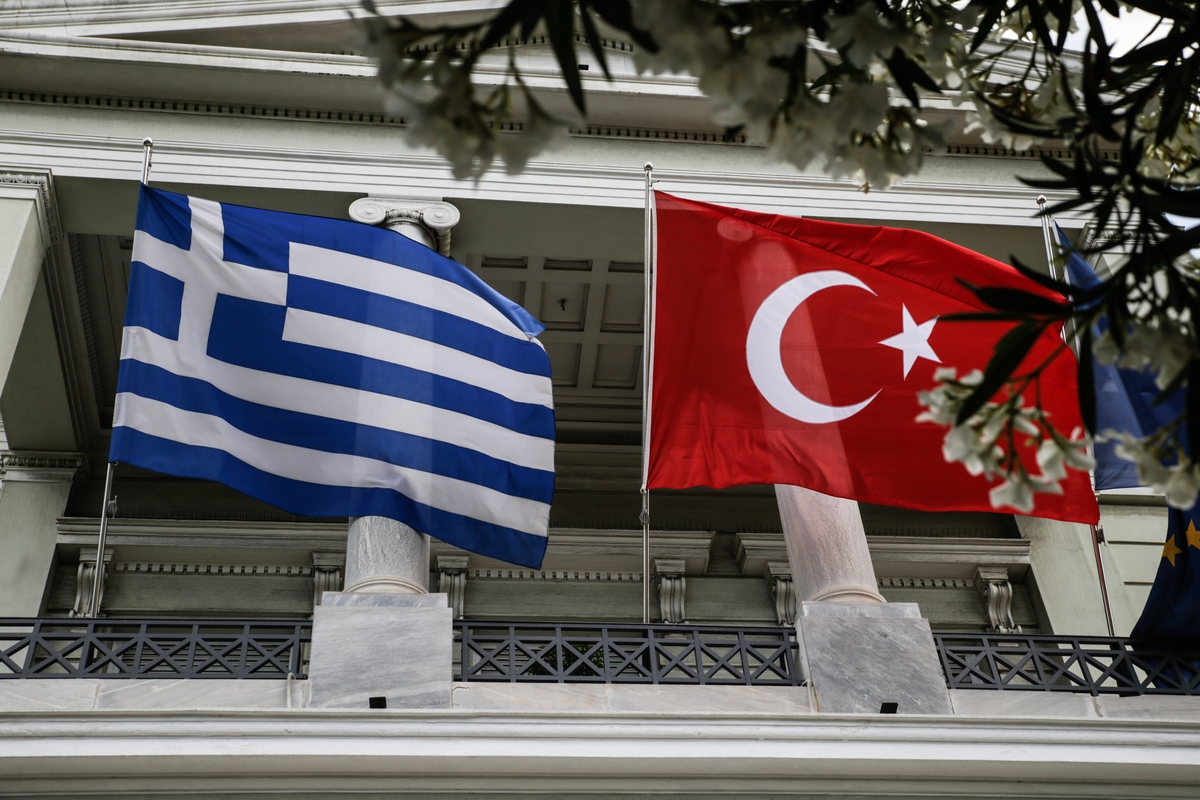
[111,186,554,568]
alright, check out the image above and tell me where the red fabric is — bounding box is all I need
[647,192,1099,524]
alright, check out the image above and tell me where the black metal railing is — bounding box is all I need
[455,621,802,685]
[935,632,1200,696]
[0,619,311,679]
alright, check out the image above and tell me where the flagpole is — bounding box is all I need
[90,138,151,617]
[1038,196,1116,636]
[641,162,655,625]
[1036,195,1059,282]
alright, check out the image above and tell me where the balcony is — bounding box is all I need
[4,617,1199,697]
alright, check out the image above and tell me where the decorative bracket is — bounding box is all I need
[312,551,346,608]
[71,546,114,617]
[437,555,469,619]
[975,565,1021,634]
[349,197,461,257]
[764,560,798,627]
[655,558,687,624]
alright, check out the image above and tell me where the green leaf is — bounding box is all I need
[577,6,613,80]
[1188,360,1200,460]
[971,3,1006,52]
[544,0,586,114]
[945,311,1038,322]
[1009,255,1072,294]
[1077,324,1097,435]
[478,0,540,51]
[956,321,1044,425]
[960,282,1070,316]
[1157,64,1187,145]
[588,0,657,52]
[883,50,942,108]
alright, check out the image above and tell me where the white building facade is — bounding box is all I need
[0,2,1195,797]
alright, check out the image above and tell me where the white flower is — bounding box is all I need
[1114,432,1171,486]
[1092,329,1120,366]
[826,5,909,69]
[990,476,1035,513]
[1036,439,1068,482]
[1164,464,1200,510]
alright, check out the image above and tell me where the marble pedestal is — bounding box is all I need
[307,592,452,709]
[798,601,952,715]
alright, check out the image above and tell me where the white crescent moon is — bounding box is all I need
[746,270,880,424]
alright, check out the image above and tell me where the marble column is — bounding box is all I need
[344,516,430,594]
[0,451,85,615]
[307,197,462,709]
[775,485,884,604]
[776,485,951,714]
[0,195,47,401]
[337,196,462,597]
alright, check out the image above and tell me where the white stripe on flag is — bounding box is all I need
[133,231,289,305]
[282,308,553,408]
[120,327,555,472]
[116,393,551,536]
[288,243,527,340]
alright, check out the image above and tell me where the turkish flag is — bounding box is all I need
[647,192,1099,524]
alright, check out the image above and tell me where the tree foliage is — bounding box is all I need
[364,0,1200,510]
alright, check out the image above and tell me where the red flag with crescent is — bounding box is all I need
[647,192,1098,524]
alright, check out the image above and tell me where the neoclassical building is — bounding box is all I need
[0,2,1194,798]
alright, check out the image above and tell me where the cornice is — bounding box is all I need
[0,0,498,36]
[56,516,349,551]
[1,709,1199,796]
[113,561,314,577]
[1,450,86,483]
[1,89,1107,158]
[0,129,1086,226]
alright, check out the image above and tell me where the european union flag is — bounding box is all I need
[1063,226,1200,646]
[1132,506,1200,639]
[1058,224,1184,490]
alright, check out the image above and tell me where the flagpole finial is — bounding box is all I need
[140,138,155,185]
[1036,194,1047,208]
[644,162,654,172]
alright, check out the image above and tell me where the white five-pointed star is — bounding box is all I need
[879,305,940,378]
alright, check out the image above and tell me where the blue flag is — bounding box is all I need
[1132,506,1200,640]
[1061,226,1200,643]
[112,186,555,569]
[1057,224,1184,490]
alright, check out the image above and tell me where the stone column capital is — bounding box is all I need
[349,196,461,257]
[0,451,86,483]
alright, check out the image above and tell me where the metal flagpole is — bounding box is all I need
[1037,195,1116,636]
[641,162,655,624]
[1036,195,1060,282]
[90,137,152,617]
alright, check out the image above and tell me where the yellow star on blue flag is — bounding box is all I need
[1133,508,1200,640]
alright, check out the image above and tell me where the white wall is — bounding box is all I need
[1098,502,1168,636]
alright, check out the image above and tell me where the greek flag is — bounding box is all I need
[111,186,554,568]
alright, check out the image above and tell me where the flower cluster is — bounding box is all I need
[1093,319,1192,393]
[918,368,1094,513]
[632,0,965,189]
[364,17,573,181]
[1112,429,1200,509]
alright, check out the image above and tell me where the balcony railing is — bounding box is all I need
[935,632,1200,696]
[0,618,311,679]
[6,618,1200,697]
[455,620,802,685]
